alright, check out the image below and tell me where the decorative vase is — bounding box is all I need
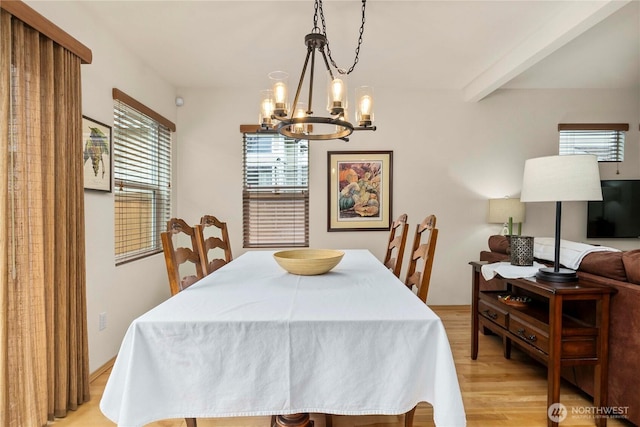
[510,235,534,266]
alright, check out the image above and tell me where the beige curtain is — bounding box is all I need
[1,8,89,426]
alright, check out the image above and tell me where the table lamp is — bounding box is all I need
[520,154,602,282]
[488,197,525,235]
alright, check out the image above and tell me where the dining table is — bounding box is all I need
[100,249,466,427]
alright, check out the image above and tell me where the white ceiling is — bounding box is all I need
[77,0,639,101]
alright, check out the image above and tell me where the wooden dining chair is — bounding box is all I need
[325,216,408,427]
[161,218,207,297]
[327,217,433,427]
[383,213,409,278]
[195,214,233,275]
[401,215,439,427]
[160,218,206,427]
[404,214,439,304]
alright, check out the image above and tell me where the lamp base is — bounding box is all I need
[536,267,578,283]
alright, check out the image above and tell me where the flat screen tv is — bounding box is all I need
[587,180,640,238]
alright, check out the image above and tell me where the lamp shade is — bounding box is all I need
[520,155,602,203]
[488,198,525,223]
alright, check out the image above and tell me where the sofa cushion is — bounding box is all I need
[480,250,509,263]
[579,251,627,282]
[622,250,640,284]
[488,235,510,254]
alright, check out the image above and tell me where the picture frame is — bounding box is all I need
[328,150,392,231]
[82,115,112,192]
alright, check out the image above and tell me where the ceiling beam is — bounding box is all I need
[463,0,631,102]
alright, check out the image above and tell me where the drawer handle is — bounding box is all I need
[517,328,537,342]
[482,309,498,320]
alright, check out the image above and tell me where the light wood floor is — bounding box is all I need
[48,306,632,427]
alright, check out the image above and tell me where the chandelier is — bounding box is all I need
[259,0,376,142]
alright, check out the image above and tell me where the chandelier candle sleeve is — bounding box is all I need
[336,109,348,133]
[294,102,308,134]
[269,71,289,117]
[356,86,374,127]
[328,76,347,115]
[260,90,275,126]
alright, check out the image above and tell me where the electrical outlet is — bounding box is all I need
[99,312,107,331]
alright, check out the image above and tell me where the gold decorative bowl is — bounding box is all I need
[273,249,344,276]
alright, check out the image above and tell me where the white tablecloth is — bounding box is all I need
[100,250,466,427]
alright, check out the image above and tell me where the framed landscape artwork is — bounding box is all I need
[82,116,112,192]
[327,150,392,231]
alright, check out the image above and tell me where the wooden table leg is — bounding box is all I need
[547,296,563,427]
[275,413,313,427]
[471,265,479,360]
[502,335,512,359]
[594,296,610,427]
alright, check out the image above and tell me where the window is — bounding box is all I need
[559,123,628,162]
[242,130,309,248]
[113,89,174,264]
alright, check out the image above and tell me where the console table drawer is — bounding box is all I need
[510,315,549,353]
[478,300,508,328]
[560,335,597,359]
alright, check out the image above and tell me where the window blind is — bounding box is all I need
[242,132,309,248]
[558,123,628,162]
[114,95,172,264]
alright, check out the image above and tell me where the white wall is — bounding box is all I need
[26,1,179,373]
[176,86,640,308]
[25,1,640,375]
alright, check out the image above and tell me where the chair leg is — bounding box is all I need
[325,414,333,427]
[186,418,197,427]
[404,407,417,427]
[271,415,276,426]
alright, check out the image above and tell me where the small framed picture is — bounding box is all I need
[327,150,393,231]
[82,116,112,192]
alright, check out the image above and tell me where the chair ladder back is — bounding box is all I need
[383,213,409,278]
[162,218,206,296]
[197,215,233,275]
[404,214,438,303]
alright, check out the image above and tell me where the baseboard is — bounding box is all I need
[90,356,116,383]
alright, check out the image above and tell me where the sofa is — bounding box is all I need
[479,235,640,426]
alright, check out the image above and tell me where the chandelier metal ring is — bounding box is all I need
[276,116,354,141]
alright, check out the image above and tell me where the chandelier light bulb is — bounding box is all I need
[263,98,275,116]
[293,102,308,134]
[269,71,289,117]
[274,83,286,105]
[259,90,275,126]
[336,109,349,133]
[356,86,374,127]
[360,95,372,116]
[328,77,347,115]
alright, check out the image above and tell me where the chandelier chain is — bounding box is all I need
[314,0,367,75]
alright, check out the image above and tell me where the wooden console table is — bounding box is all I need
[470,261,616,427]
